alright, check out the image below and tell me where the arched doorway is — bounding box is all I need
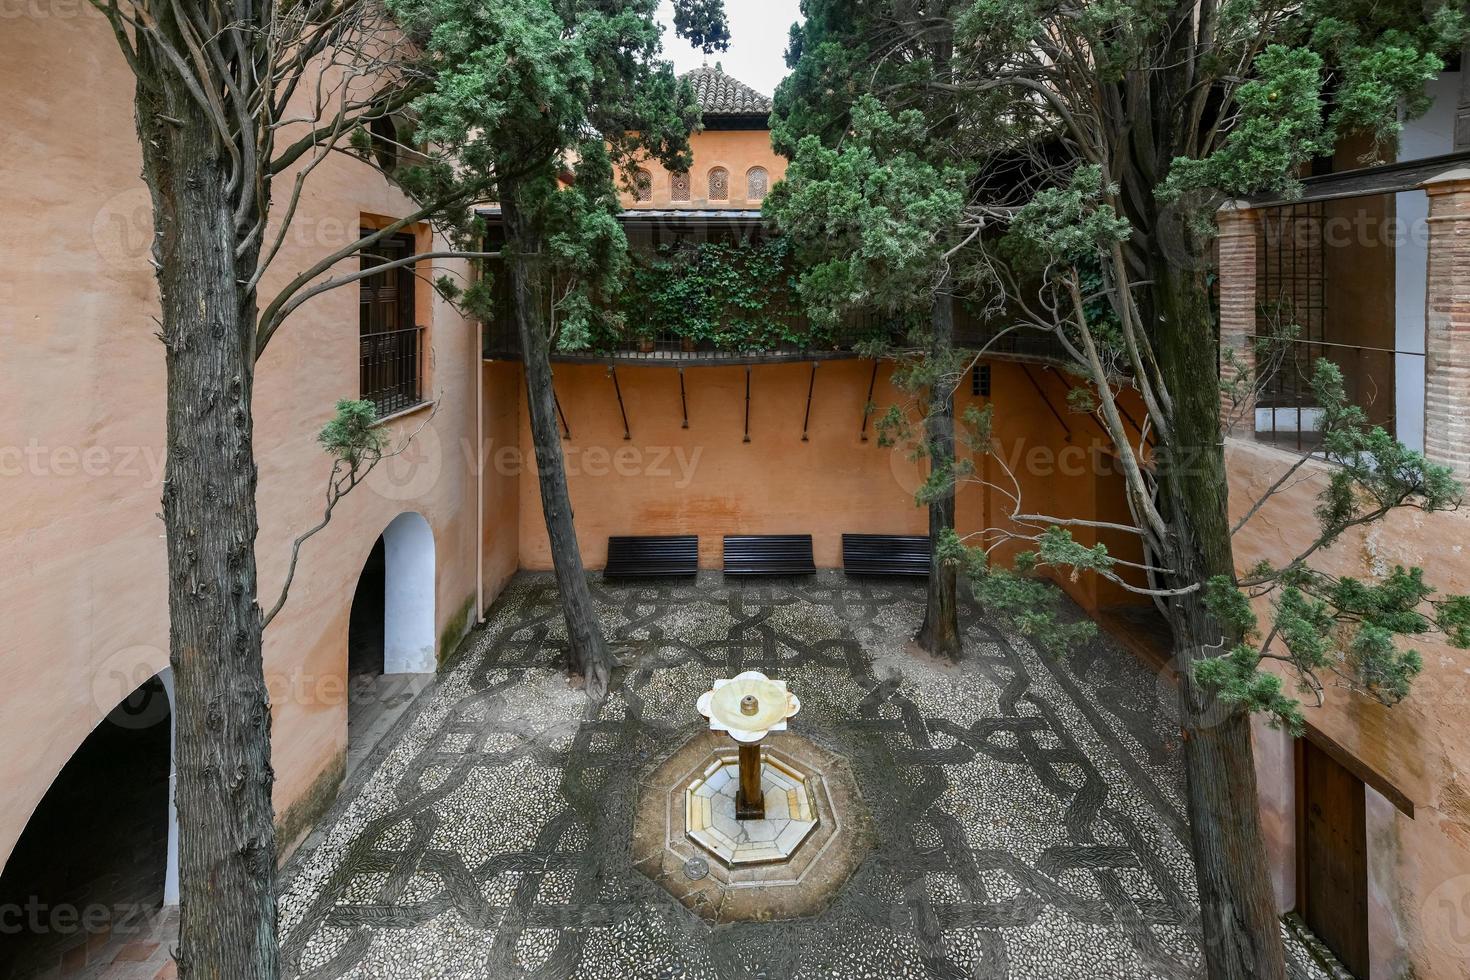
[346,512,436,773]
[0,674,174,977]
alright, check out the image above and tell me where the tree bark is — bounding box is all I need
[134,49,279,980]
[915,285,961,660]
[501,190,612,699]
[1150,260,1286,980]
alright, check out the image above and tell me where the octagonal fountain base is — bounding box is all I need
[633,731,869,923]
[686,752,818,865]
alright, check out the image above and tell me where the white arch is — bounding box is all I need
[382,511,436,674]
[160,668,179,905]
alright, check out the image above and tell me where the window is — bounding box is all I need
[971,364,990,397]
[708,167,729,201]
[671,170,691,202]
[634,169,653,202]
[369,115,400,173]
[746,166,769,201]
[359,230,424,418]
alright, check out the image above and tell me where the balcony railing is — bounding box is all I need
[361,326,425,418]
[1250,334,1423,452]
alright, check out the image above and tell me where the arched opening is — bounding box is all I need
[346,512,435,773]
[0,675,173,976]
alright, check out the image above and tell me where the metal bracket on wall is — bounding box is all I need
[609,364,631,440]
[553,389,571,440]
[743,365,752,443]
[679,368,689,428]
[801,362,818,441]
[859,360,879,441]
[1022,364,1072,442]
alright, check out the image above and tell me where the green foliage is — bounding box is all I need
[1162,45,1330,201]
[388,0,720,345]
[318,400,386,469]
[609,237,828,351]
[673,0,730,54]
[1193,644,1305,734]
[1005,166,1133,265]
[765,95,969,324]
[1016,527,1118,580]
[971,566,1099,654]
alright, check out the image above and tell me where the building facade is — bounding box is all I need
[6,15,1470,978]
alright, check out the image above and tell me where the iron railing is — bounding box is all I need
[360,325,425,418]
[1250,334,1423,452]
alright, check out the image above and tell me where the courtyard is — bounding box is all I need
[276,574,1335,980]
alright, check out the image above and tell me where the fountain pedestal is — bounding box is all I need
[690,671,807,859]
[736,743,763,819]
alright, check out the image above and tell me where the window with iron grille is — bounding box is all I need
[708,167,728,201]
[634,169,653,201]
[971,363,990,397]
[671,170,690,202]
[359,230,424,418]
[746,166,768,201]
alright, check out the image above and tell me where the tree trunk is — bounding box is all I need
[1151,260,1286,980]
[501,190,612,699]
[134,53,279,980]
[915,286,961,659]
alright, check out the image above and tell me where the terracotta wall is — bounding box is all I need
[621,128,786,210]
[0,11,516,867]
[513,359,1148,609]
[1232,438,1470,979]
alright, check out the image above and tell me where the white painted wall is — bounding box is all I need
[1393,72,1461,452]
[382,511,436,674]
[1365,784,1408,980]
[159,669,179,906]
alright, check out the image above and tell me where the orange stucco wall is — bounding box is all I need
[0,10,518,868]
[621,127,786,210]
[513,359,1147,611]
[1230,439,1470,980]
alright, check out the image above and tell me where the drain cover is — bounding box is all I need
[683,856,709,881]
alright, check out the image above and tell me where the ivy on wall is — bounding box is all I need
[602,237,843,352]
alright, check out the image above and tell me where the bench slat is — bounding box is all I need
[604,535,699,579]
[842,533,931,577]
[722,535,816,576]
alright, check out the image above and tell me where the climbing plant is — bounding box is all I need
[612,237,810,350]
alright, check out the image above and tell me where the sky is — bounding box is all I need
[656,0,804,100]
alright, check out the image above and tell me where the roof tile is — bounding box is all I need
[680,65,773,117]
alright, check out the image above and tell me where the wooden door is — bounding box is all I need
[1300,739,1369,978]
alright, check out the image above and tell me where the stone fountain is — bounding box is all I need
[631,669,869,921]
[684,671,817,864]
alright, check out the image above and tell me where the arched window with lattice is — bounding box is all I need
[670,170,691,202]
[745,166,769,202]
[707,167,729,201]
[633,169,653,202]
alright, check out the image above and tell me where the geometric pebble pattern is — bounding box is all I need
[278,571,1335,980]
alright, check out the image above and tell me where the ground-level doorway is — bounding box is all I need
[345,512,436,775]
[0,675,174,978]
[1299,738,1370,978]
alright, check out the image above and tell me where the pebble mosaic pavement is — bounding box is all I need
[278,572,1335,980]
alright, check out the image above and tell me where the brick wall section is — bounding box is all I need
[1422,169,1470,483]
[1216,201,1260,435]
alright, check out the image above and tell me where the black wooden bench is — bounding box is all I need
[841,533,931,577]
[722,535,816,577]
[603,535,699,578]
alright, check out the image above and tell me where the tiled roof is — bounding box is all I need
[680,65,773,116]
